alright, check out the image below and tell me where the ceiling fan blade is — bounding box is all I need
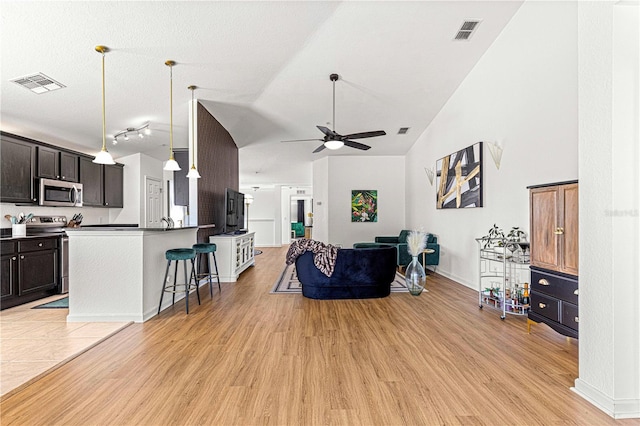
[281,138,323,143]
[316,125,337,138]
[344,140,371,151]
[342,130,386,139]
[312,144,326,153]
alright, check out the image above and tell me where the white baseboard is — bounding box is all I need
[573,379,640,419]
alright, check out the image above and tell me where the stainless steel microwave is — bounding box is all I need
[39,178,83,207]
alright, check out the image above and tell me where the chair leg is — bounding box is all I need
[158,259,171,314]
[172,261,178,306]
[183,259,190,314]
[212,251,221,292]
[206,252,213,297]
[192,258,200,305]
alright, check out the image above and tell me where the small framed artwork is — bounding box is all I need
[436,142,483,209]
[351,190,377,222]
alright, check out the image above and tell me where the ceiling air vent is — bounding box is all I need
[10,73,66,94]
[398,127,410,135]
[454,20,481,41]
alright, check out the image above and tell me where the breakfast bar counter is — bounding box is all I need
[65,226,198,323]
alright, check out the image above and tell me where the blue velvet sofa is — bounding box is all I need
[373,230,440,270]
[295,246,397,299]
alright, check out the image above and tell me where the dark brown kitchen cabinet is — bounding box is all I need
[37,146,59,179]
[78,157,123,208]
[174,149,189,206]
[60,151,79,182]
[1,237,59,310]
[1,241,18,300]
[0,133,37,204]
[79,156,104,206]
[37,146,79,182]
[104,163,124,208]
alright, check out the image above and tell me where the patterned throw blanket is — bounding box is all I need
[285,239,340,277]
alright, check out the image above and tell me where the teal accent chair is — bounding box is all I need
[373,230,440,270]
[291,222,305,238]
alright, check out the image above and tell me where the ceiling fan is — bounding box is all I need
[282,73,386,153]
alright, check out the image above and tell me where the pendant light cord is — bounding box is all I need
[169,63,174,160]
[101,51,107,151]
[191,88,196,167]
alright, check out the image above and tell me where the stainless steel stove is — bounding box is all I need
[27,216,69,293]
[26,215,68,235]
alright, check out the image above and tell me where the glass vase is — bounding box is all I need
[405,256,426,296]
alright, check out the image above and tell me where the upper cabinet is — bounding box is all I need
[36,146,79,182]
[173,149,189,206]
[1,131,123,208]
[103,164,124,208]
[79,156,103,207]
[529,181,579,276]
[79,157,123,208]
[0,133,36,204]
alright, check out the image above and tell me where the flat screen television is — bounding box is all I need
[224,188,245,234]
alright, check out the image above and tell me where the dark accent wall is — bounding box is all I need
[196,102,238,243]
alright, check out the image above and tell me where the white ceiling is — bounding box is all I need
[0,1,523,188]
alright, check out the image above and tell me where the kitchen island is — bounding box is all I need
[65,226,198,322]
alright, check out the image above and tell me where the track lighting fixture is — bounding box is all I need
[112,123,152,145]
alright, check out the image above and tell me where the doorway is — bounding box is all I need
[144,176,163,228]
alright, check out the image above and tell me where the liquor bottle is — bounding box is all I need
[522,282,530,306]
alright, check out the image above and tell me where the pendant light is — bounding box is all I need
[93,46,116,165]
[186,85,201,179]
[163,60,181,171]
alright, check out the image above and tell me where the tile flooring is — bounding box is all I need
[0,295,131,398]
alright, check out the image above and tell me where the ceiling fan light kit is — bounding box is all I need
[283,73,386,153]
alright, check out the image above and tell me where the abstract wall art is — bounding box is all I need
[436,142,483,209]
[351,190,378,222]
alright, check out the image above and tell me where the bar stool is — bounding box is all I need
[158,248,200,314]
[192,243,221,297]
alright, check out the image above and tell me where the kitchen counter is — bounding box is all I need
[65,226,199,323]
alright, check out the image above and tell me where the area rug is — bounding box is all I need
[32,297,69,309]
[271,264,409,294]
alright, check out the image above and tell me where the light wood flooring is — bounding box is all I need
[1,246,637,425]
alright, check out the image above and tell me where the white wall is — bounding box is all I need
[240,187,278,247]
[324,156,405,247]
[405,1,578,288]
[312,157,329,243]
[112,153,164,226]
[574,1,640,419]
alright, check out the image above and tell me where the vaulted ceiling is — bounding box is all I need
[0,1,523,188]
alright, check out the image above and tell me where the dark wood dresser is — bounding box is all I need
[527,180,579,338]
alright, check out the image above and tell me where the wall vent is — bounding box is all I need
[398,127,410,135]
[454,20,481,41]
[10,73,66,94]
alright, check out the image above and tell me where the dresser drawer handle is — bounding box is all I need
[573,289,579,295]
[38,242,43,247]
[538,279,550,286]
[575,316,579,323]
[538,302,547,309]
